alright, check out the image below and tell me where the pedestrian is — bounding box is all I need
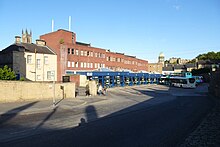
[85,84,90,96]
[98,83,103,95]
[103,85,107,96]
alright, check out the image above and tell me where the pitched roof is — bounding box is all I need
[0,43,56,55]
[162,66,174,71]
[185,63,196,68]
[174,64,185,69]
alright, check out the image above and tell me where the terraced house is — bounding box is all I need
[0,30,57,81]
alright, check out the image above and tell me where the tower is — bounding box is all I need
[22,29,32,43]
[158,52,165,65]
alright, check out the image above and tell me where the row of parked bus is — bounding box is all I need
[159,72,203,88]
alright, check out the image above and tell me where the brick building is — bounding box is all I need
[40,29,148,81]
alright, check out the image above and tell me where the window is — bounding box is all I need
[37,75,41,80]
[27,55,32,64]
[101,53,105,58]
[91,52,93,57]
[84,51,87,56]
[95,53,97,57]
[76,49,79,55]
[68,48,70,54]
[75,62,78,67]
[87,51,90,56]
[37,59,40,69]
[71,48,74,54]
[87,63,90,68]
[91,63,93,68]
[81,50,84,56]
[84,62,87,68]
[95,63,97,68]
[67,61,71,67]
[47,71,51,80]
[189,78,195,83]
[72,62,74,67]
[80,62,83,68]
[44,56,48,64]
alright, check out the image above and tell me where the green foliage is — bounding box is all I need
[187,59,196,64]
[196,51,220,60]
[20,77,25,81]
[59,38,64,44]
[0,65,16,80]
[192,67,211,75]
[164,60,169,64]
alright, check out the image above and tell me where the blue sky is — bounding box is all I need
[0,0,219,62]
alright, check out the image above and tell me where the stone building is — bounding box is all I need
[0,31,57,81]
[148,63,163,74]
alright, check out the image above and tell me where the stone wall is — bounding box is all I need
[88,80,97,96]
[0,81,75,103]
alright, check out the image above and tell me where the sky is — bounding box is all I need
[0,0,220,62]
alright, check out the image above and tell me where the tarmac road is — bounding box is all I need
[0,84,214,147]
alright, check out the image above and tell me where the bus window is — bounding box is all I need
[189,78,195,83]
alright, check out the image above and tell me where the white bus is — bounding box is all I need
[169,76,196,88]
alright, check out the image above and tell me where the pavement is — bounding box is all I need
[0,83,210,116]
[0,96,108,116]
[180,96,220,147]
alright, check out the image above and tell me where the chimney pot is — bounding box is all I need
[36,39,46,46]
[15,36,21,44]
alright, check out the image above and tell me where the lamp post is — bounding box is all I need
[51,70,55,107]
[35,48,37,81]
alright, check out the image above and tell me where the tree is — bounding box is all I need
[59,38,64,44]
[0,65,16,80]
[196,51,220,60]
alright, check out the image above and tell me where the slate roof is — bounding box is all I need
[185,63,196,68]
[162,66,174,71]
[0,43,56,55]
[198,59,220,65]
[174,64,185,69]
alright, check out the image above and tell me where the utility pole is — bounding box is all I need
[52,70,56,107]
[35,48,37,81]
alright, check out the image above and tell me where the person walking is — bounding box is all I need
[98,83,103,95]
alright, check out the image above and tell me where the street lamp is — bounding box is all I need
[51,70,55,107]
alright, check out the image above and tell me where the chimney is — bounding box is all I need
[36,39,46,46]
[15,36,21,44]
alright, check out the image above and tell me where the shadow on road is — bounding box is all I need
[0,84,215,147]
[79,105,98,126]
[0,101,38,125]
[35,106,59,130]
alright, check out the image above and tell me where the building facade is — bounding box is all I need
[148,63,163,74]
[40,29,148,81]
[169,57,190,65]
[0,31,57,81]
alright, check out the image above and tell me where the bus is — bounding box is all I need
[169,76,196,88]
[192,76,203,85]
